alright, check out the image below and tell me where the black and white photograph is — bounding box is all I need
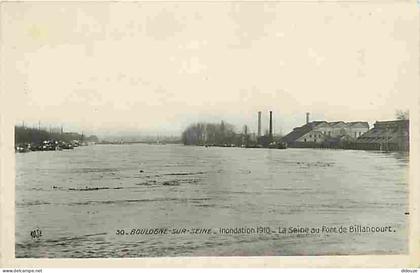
[0,0,419,266]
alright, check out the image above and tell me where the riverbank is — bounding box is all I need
[15,126,98,153]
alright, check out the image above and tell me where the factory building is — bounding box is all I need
[356,120,409,151]
[295,121,369,143]
[282,113,369,147]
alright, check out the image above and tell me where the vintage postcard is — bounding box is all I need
[0,0,419,268]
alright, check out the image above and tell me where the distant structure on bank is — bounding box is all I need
[283,113,409,151]
[15,125,99,152]
[283,120,369,146]
[356,120,409,151]
[181,111,409,151]
[182,110,286,148]
[255,110,283,147]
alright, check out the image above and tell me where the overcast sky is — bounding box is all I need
[1,2,418,137]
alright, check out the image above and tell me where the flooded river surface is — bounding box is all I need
[15,144,409,257]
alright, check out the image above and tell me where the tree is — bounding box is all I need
[395,110,409,120]
[181,121,237,146]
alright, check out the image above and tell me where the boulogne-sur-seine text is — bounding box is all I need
[115,225,395,236]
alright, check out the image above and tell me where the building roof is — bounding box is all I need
[349,121,370,127]
[357,119,409,144]
[374,120,409,128]
[282,120,369,144]
[328,121,345,127]
[311,121,369,128]
[282,121,325,143]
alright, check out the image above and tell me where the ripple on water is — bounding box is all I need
[15,144,409,257]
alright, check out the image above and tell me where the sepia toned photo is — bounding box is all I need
[0,0,419,266]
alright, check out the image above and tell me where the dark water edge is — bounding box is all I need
[15,144,409,258]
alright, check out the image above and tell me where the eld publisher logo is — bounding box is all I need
[30,227,42,240]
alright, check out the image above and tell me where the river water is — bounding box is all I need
[15,144,409,257]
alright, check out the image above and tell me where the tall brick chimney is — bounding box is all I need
[269,111,273,140]
[306,112,310,124]
[257,111,262,137]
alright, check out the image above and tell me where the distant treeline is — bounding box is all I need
[98,135,182,144]
[15,126,99,145]
[182,121,245,146]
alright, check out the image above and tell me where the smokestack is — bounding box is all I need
[306,112,310,124]
[257,111,262,137]
[269,111,273,139]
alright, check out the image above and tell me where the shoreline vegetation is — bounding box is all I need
[181,121,287,149]
[14,126,98,153]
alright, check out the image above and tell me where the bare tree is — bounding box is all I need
[182,121,237,145]
[395,110,409,120]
